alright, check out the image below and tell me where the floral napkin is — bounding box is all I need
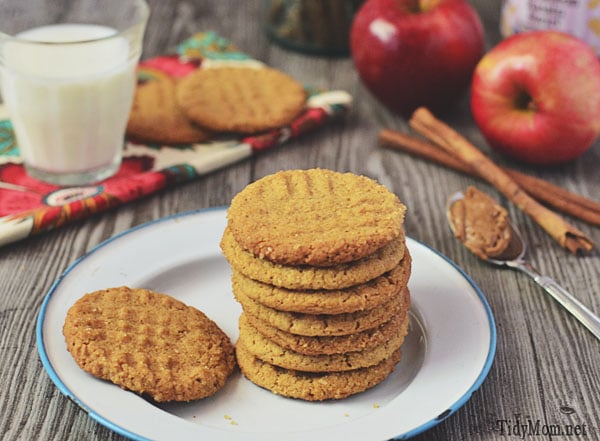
[0,31,352,247]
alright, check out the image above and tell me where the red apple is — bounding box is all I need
[471,31,600,166]
[350,0,484,117]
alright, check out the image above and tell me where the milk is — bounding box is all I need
[0,24,137,178]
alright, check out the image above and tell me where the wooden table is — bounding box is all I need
[1,1,599,440]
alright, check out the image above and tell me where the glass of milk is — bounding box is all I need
[0,0,149,185]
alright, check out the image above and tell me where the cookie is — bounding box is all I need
[242,309,410,356]
[62,286,235,402]
[235,286,410,337]
[227,169,407,267]
[221,227,406,290]
[235,341,402,401]
[176,66,306,134]
[126,67,212,145]
[232,250,411,314]
[238,312,407,372]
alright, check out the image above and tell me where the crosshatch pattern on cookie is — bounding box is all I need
[63,286,235,402]
[227,169,407,266]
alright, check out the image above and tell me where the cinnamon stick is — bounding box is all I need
[379,129,600,226]
[408,107,594,254]
[505,170,600,226]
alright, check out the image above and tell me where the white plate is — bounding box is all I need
[37,208,496,441]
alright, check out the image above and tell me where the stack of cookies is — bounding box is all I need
[221,168,411,401]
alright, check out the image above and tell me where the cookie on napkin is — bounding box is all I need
[126,67,212,145]
[176,66,307,134]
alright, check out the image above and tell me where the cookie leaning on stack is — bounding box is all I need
[221,168,411,401]
[63,286,236,402]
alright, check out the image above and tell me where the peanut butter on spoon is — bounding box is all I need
[447,186,511,260]
[446,186,600,341]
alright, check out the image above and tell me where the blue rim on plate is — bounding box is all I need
[394,246,496,440]
[36,207,496,441]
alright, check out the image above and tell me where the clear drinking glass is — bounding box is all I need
[0,0,149,186]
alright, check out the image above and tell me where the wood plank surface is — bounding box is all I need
[1,1,599,440]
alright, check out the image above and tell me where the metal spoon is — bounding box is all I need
[447,190,600,342]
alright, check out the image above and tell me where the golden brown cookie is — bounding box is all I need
[227,169,407,267]
[221,227,406,290]
[176,66,307,134]
[244,308,409,356]
[232,250,411,314]
[235,286,410,337]
[236,341,402,401]
[63,286,235,402]
[126,67,211,145]
[237,313,407,372]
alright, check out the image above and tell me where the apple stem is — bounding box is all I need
[404,0,440,13]
[417,0,441,12]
